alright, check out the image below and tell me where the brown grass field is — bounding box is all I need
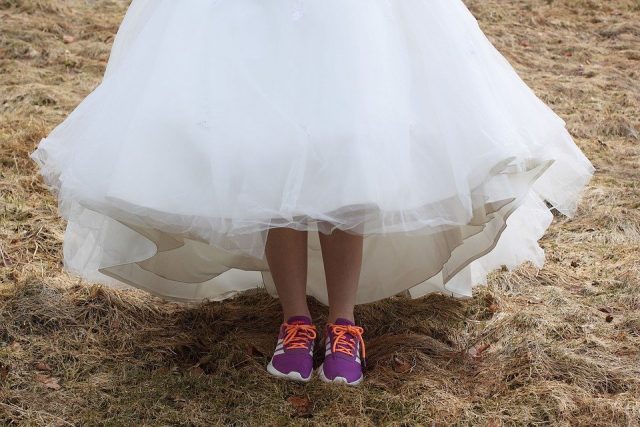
[1,0,639,425]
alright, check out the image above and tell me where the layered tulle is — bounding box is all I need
[30,0,595,305]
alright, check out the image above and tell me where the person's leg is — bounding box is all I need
[265,227,311,322]
[317,226,366,385]
[318,226,364,323]
[265,227,316,382]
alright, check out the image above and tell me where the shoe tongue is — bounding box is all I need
[286,315,312,325]
[333,317,355,326]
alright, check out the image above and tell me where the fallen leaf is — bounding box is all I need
[392,355,412,374]
[155,366,171,375]
[0,363,9,383]
[187,366,205,377]
[62,35,75,44]
[598,307,612,314]
[246,344,263,357]
[34,374,61,390]
[527,297,543,304]
[35,362,52,372]
[605,315,614,323]
[198,354,213,365]
[287,395,311,416]
[170,394,187,403]
[468,343,491,360]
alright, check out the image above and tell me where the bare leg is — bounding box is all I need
[265,227,310,322]
[318,226,364,324]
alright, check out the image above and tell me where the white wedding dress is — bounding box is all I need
[30,0,595,305]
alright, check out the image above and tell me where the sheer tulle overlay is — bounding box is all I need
[30,0,594,305]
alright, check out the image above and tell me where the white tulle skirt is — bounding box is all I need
[30,0,595,305]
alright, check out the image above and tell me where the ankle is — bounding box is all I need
[282,311,312,323]
[327,312,355,324]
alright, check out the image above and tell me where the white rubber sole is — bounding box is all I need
[316,363,363,386]
[266,359,313,383]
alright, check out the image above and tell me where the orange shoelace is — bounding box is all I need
[282,322,317,349]
[328,324,366,360]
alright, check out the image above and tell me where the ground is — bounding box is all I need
[1,0,639,425]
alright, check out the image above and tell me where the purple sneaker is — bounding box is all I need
[266,315,317,382]
[317,318,366,386]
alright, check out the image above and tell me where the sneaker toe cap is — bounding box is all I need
[322,356,362,383]
[272,353,313,378]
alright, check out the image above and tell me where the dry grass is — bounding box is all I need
[1,0,639,425]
